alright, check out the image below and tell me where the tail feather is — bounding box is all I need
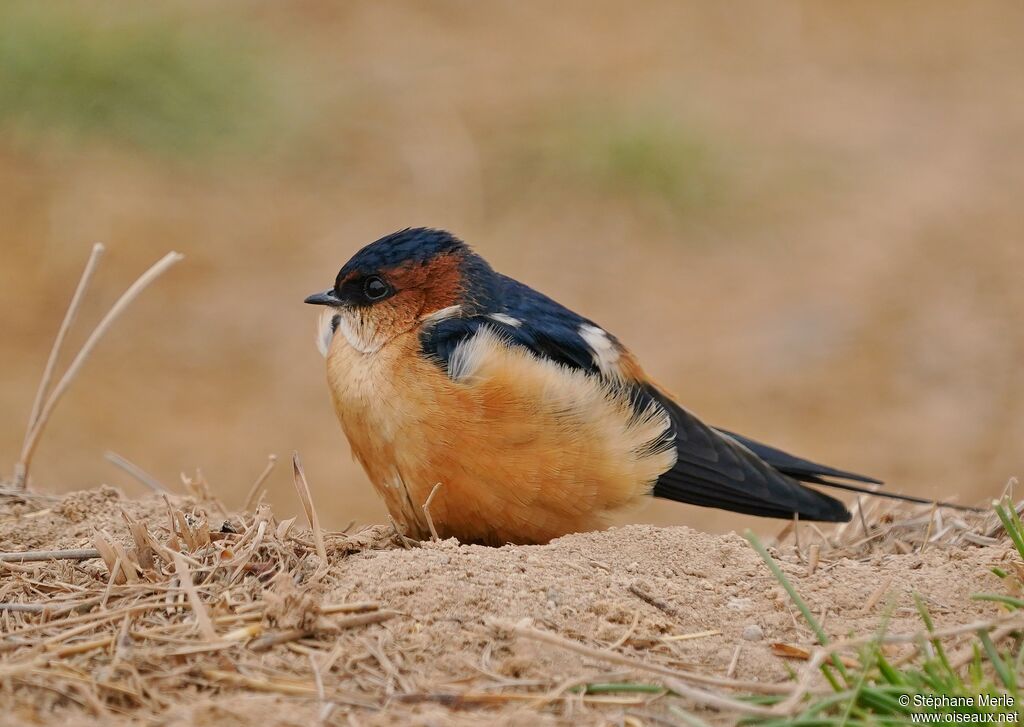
[715,427,982,513]
[643,385,852,523]
[796,477,984,512]
[643,385,979,521]
[654,467,851,521]
[715,429,883,485]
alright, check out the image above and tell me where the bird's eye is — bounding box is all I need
[363,276,390,301]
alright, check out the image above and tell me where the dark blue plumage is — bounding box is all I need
[421,273,610,375]
[336,228,466,285]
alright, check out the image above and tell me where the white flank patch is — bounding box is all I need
[487,313,521,327]
[579,324,621,377]
[448,327,502,381]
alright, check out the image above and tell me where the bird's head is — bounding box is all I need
[305,228,492,355]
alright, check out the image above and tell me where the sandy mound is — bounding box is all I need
[0,487,1016,726]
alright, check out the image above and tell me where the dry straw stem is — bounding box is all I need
[0,547,101,562]
[202,669,320,697]
[17,243,106,490]
[243,453,278,511]
[725,643,742,679]
[320,601,382,615]
[172,551,217,640]
[248,610,399,652]
[948,620,1023,669]
[387,514,419,549]
[860,575,894,614]
[509,620,777,715]
[658,675,775,717]
[17,250,185,487]
[292,451,327,562]
[503,620,791,696]
[422,481,443,542]
[773,647,829,715]
[629,581,686,621]
[104,451,170,495]
[661,629,722,643]
[1,596,171,641]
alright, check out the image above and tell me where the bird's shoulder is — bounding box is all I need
[420,274,639,380]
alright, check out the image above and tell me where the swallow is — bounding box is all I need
[306,228,957,545]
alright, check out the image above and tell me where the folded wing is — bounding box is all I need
[641,386,852,522]
[419,278,876,523]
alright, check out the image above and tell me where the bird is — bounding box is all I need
[306,228,951,545]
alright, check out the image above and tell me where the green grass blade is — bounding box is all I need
[582,682,666,694]
[977,630,1015,690]
[971,593,1024,609]
[875,651,906,686]
[745,530,849,684]
[668,704,714,727]
[837,654,871,726]
[914,593,953,673]
[994,501,1024,561]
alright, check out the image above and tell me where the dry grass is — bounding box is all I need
[0,481,1017,725]
[770,480,1022,561]
[12,247,183,491]
[0,485,406,722]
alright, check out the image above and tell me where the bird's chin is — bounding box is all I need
[317,307,388,355]
[316,308,341,358]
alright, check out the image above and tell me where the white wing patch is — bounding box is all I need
[579,324,622,378]
[487,313,522,327]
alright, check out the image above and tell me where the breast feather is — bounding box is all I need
[444,328,677,507]
[326,326,677,543]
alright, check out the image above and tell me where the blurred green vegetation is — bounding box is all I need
[0,4,273,156]
[514,110,728,216]
[573,115,724,207]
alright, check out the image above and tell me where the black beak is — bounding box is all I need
[304,289,342,306]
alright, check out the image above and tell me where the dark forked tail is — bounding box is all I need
[642,385,979,522]
[718,428,984,513]
[644,385,851,522]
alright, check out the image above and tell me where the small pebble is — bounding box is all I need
[741,624,764,641]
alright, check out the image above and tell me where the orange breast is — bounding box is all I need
[325,327,675,545]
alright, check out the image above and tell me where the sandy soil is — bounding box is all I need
[0,487,1016,726]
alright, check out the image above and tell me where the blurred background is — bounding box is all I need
[2,1,1022,534]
